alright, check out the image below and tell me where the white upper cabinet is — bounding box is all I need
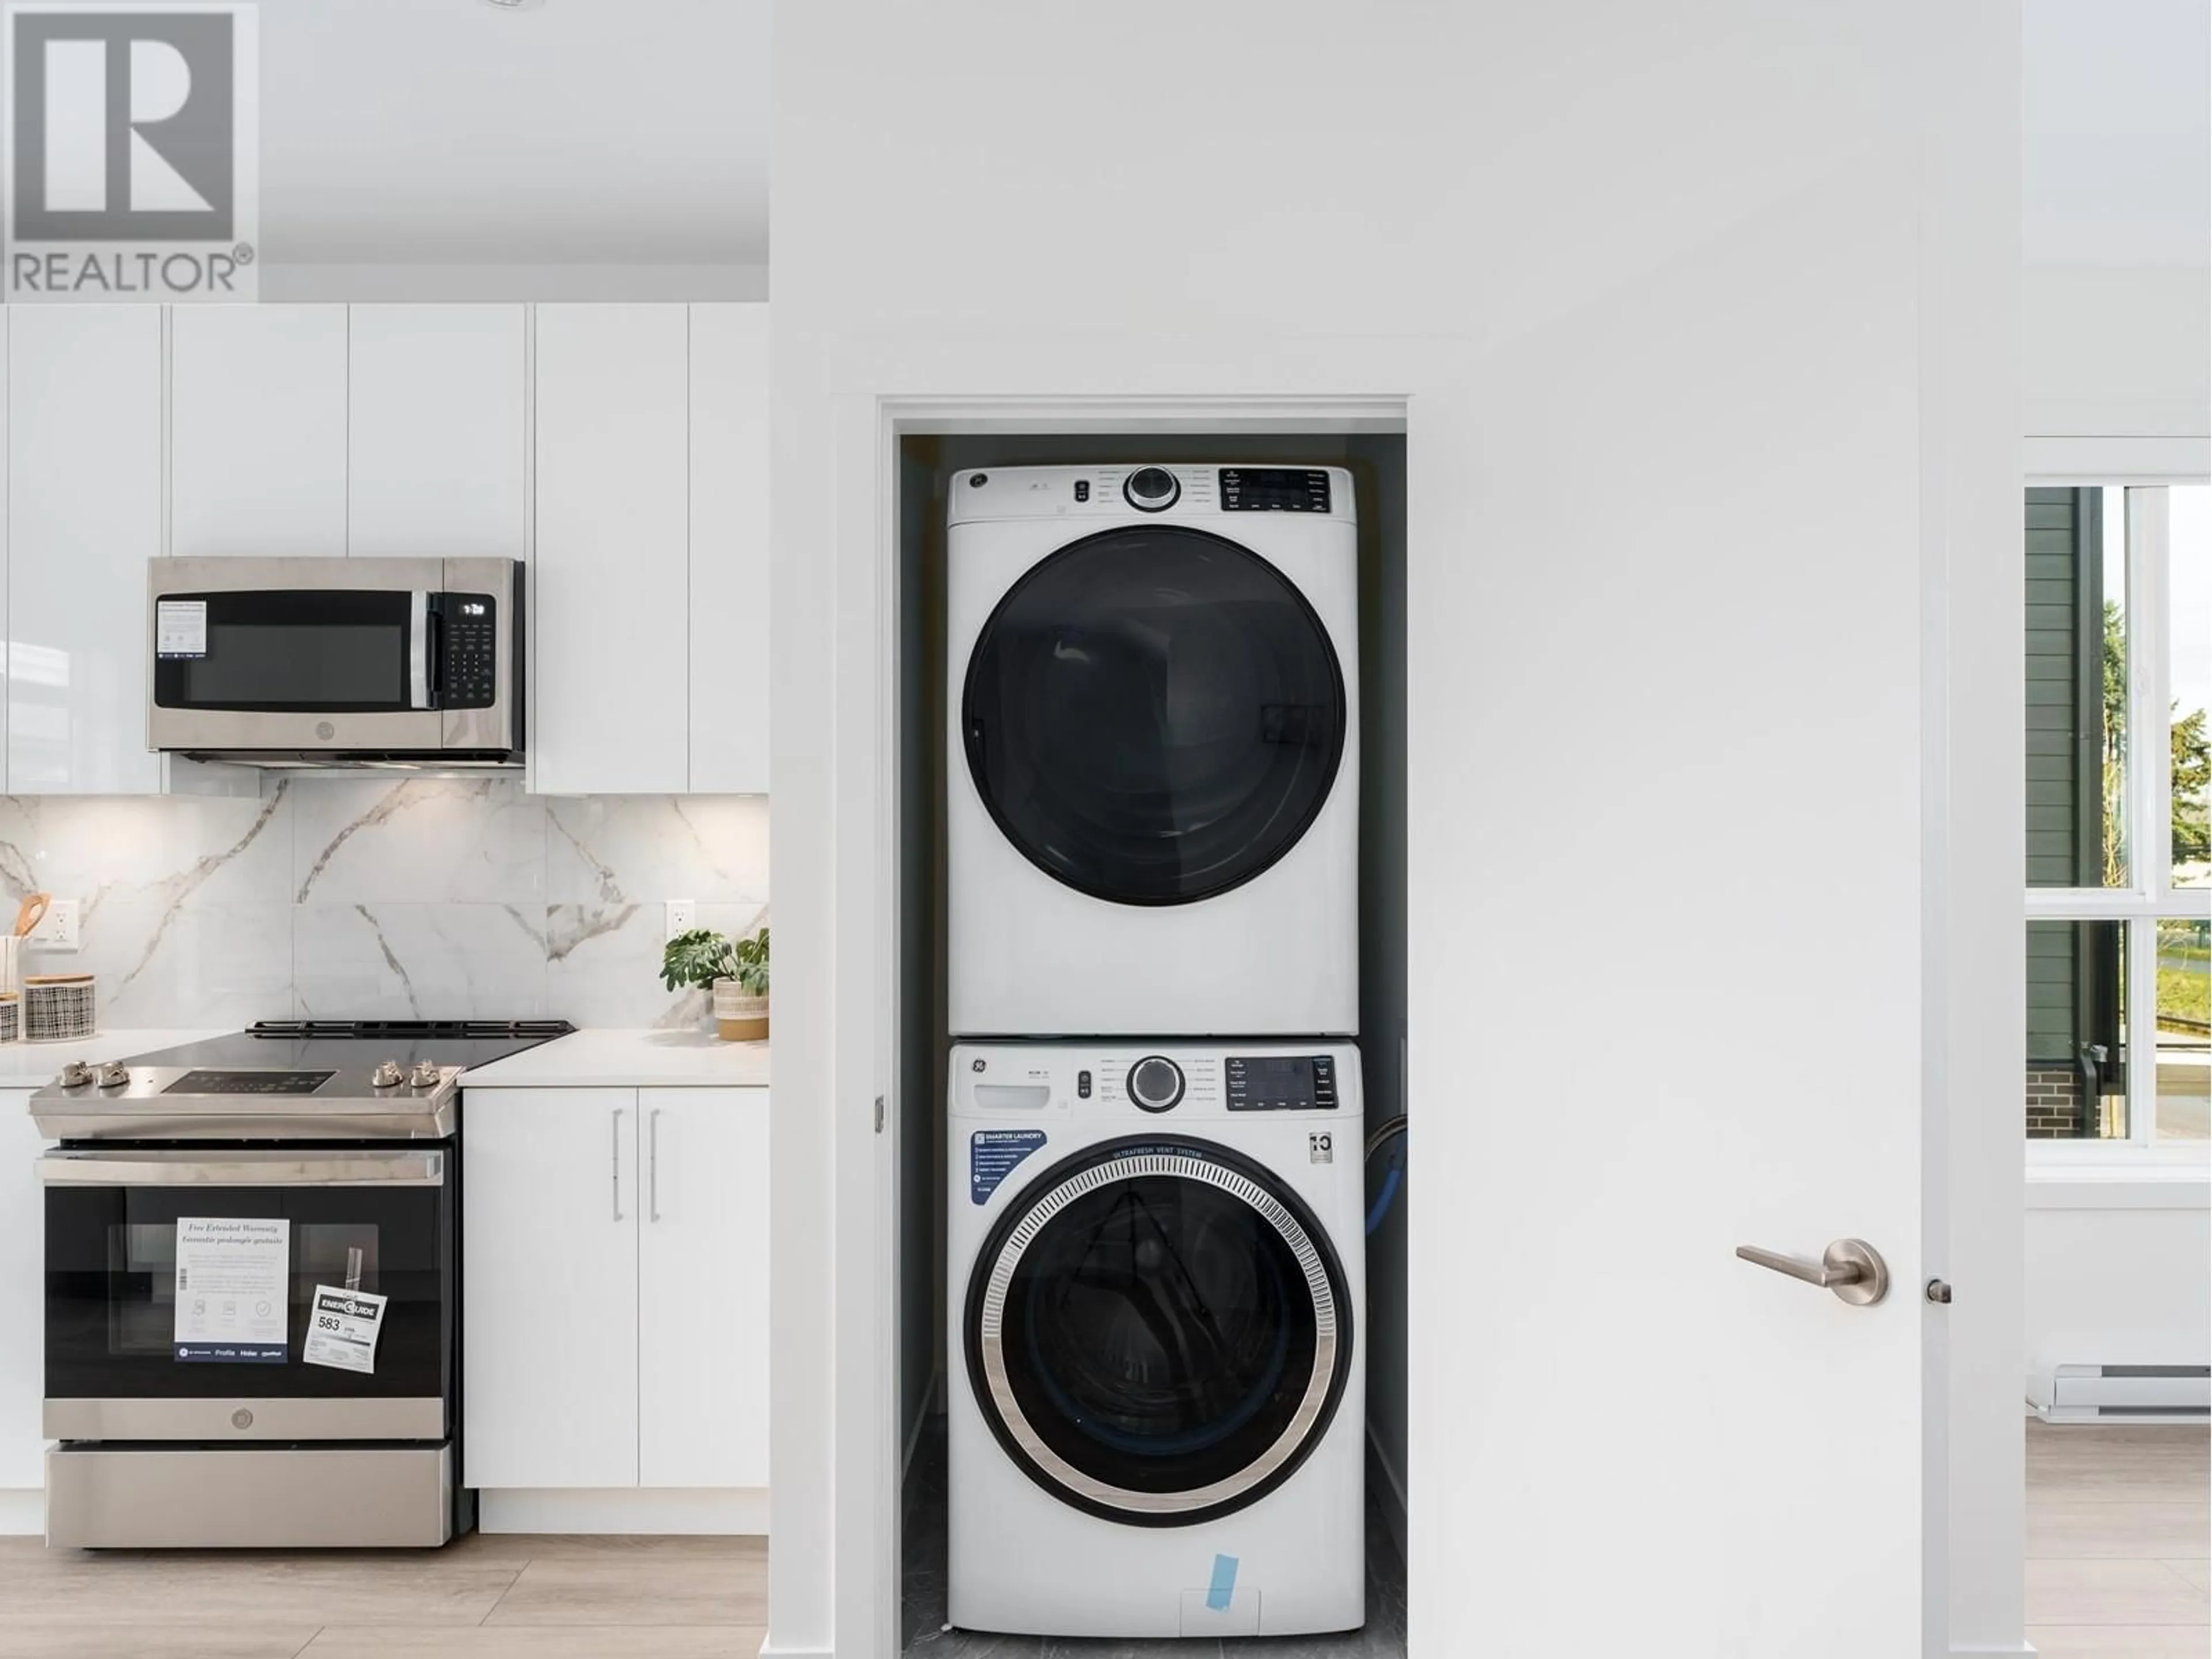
[349,306,526,560]
[531,304,691,795]
[7,306,164,794]
[687,305,771,795]
[171,305,347,559]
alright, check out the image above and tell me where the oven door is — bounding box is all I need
[147,556,444,753]
[40,1147,453,1441]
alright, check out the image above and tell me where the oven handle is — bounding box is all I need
[37,1150,445,1187]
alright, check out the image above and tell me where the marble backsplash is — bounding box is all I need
[0,781,769,1030]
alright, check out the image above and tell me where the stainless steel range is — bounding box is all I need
[31,1019,571,1549]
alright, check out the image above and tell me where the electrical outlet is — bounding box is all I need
[28,897,80,952]
[665,899,696,941]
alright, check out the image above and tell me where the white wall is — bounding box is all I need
[2026,1181,2212,1385]
[770,3,2018,1656]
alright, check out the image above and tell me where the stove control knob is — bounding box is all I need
[96,1062,129,1089]
[371,1060,403,1089]
[57,1061,93,1089]
[409,1060,442,1089]
[1127,1055,1186,1113]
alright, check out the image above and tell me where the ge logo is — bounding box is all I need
[315,721,335,740]
[971,1058,986,1073]
[1309,1132,1333,1165]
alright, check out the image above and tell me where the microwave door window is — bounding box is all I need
[154,590,419,713]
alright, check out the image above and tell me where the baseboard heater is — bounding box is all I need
[2031,1363,2211,1423]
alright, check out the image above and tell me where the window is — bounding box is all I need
[2024,486,2211,1154]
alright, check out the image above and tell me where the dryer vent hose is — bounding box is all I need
[1363,1114,1408,1236]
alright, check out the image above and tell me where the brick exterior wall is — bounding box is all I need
[2025,1065,2082,1138]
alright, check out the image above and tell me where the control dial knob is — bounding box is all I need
[370,1060,403,1089]
[408,1060,442,1089]
[1123,467,1180,512]
[96,1062,129,1089]
[57,1061,93,1089]
[1127,1055,1185,1113]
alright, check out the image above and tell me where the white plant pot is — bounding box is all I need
[712,978,769,1042]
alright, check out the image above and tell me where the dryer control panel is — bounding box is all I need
[1225,1052,1339,1111]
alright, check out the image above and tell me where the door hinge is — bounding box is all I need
[873,1095,885,1134]
[1925,1278,1953,1305]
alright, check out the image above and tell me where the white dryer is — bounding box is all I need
[948,464,1359,1037]
[948,1040,1365,1641]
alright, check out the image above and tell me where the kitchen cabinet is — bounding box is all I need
[171,305,348,559]
[464,1085,768,1493]
[0,1094,42,1508]
[349,306,527,560]
[462,1087,640,1489]
[7,305,165,794]
[638,1088,770,1487]
[686,305,772,795]
[531,305,691,794]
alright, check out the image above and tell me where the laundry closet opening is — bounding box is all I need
[894,429,1409,1656]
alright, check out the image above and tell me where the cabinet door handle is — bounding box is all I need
[611,1107,624,1222]
[649,1107,663,1223]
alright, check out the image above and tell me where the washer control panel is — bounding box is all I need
[1225,1053,1338,1111]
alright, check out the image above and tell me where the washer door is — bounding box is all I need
[962,525,1346,906]
[964,1135,1353,1527]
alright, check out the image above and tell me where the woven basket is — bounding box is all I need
[23,975,95,1042]
[712,979,768,1042]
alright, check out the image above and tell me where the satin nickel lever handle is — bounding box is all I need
[1736,1238,1889,1306]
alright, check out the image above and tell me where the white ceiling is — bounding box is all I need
[255,0,768,269]
[2024,0,2210,267]
[236,0,2195,276]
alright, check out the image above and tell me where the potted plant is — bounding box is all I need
[660,926,771,1041]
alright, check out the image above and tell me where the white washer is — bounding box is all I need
[948,464,1359,1037]
[948,1040,1365,1640]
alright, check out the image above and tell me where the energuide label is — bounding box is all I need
[970,1130,1047,1205]
[302,1285,388,1375]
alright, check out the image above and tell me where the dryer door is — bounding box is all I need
[964,1134,1353,1527]
[962,525,1346,906]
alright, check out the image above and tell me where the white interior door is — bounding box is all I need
[1405,165,1945,1655]
[638,1088,770,1488]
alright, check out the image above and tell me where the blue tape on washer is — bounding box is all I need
[1206,1554,1238,1611]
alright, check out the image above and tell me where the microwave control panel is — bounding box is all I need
[437,594,499,710]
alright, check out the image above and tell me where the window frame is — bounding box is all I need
[2024,480,2212,1165]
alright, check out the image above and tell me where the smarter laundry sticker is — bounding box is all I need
[174,1217,290,1363]
[156,600,209,658]
[970,1129,1047,1205]
[302,1285,388,1375]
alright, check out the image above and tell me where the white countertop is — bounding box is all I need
[459,1028,771,1090]
[0,1029,231,1092]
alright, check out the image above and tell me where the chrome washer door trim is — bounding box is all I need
[972,1145,1342,1520]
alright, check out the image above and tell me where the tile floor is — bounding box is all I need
[0,1422,2194,1658]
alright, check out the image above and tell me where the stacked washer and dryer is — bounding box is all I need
[946,463,1367,1641]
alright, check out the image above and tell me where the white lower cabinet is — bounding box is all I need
[0,1094,44,1524]
[463,1086,767,1500]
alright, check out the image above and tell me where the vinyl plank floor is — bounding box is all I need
[2162,1559,2210,1594]
[0,1541,518,1626]
[2025,1558,2211,1627]
[0,1628,320,1659]
[481,1556,769,1627]
[2028,1501,2212,1559]
[2022,1628,2212,1657]
[301,1627,766,1658]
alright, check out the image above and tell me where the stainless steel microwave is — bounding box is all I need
[147,557,522,767]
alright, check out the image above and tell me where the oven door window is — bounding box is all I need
[44,1181,450,1402]
[152,590,425,713]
